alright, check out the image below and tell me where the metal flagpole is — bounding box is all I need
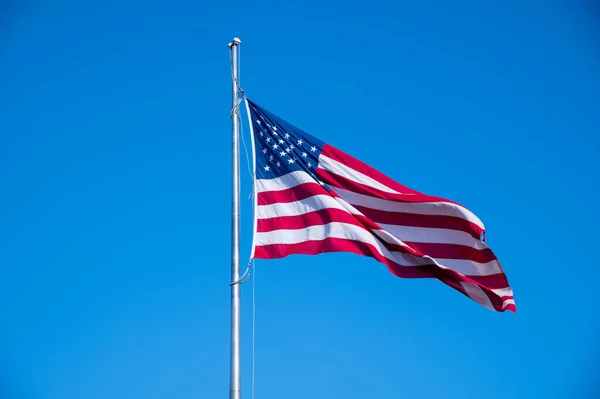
[228,37,242,399]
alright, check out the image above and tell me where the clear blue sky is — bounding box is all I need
[1,1,599,398]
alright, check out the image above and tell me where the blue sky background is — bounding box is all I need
[1,1,599,398]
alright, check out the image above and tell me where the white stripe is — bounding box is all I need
[257,194,347,219]
[256,171,317,193]
[377,223,489,251]
[319,154,401,194]
[492,287,514,297]
[332,186,485,230]
[436,258,503,276]
[501,299,516,309]
[460,282,495,310]
[256,222,423,269]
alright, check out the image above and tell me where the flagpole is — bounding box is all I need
[228,37,242,399]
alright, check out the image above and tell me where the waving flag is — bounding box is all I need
[246,99,515,312]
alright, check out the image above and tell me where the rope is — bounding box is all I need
[229,260,251,286]
[251,260,256,399]
[240,106,255,187]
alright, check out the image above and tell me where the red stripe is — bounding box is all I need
[321,144,419,195]
[257,182,327,205]
[403,241,497,263]
[461,273,509,290]
[317,168,406,202]
[503,304,516,313]
[257,208,364,233]
[254,237,513,312]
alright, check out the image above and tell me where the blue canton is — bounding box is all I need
[247,100,325,181]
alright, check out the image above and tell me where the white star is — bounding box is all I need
[262,148,267,154]
[273,132,278,136]
[256,120,261,125]
[286,147,291,153]
[297,139,303,145]
[302,152,308,158]
[288,158,295,164]
[272,144,278,149]
[259,132,263,137]
[290,144,295,150]
[280,151,286,157]
[273,126,278,131]
[308,162,312,168]
[318,180,325,186]
[264,165,270,171]
[310,146,317,152]
[269,155,274,161]
[278,139,284,144]
[284,133,290,139]
[266,137,271,143]
[276,161,281,167]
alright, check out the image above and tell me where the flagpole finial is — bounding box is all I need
[228,37,242,47]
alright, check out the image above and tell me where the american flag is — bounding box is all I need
[246,99,515,313]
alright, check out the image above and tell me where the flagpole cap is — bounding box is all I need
[228,37,242,47]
